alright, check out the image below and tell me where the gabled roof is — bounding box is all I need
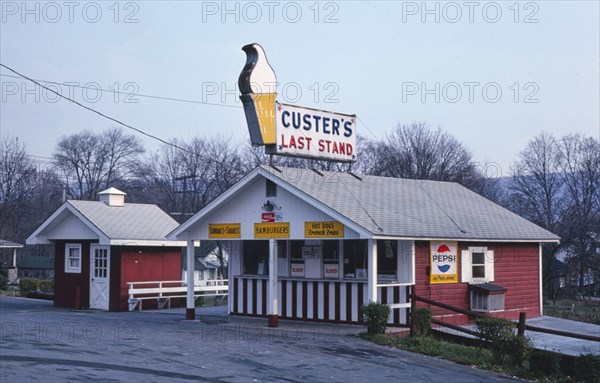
[262,166,559,241]
[27,199,184,246]
[170,165,560,242]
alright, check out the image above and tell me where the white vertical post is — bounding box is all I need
[539,242,543,316]
[186,239,195,320]
[267,238,279,327]
[228,240,234,315]
[367,239,378,303]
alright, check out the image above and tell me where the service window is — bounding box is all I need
[377,240,397,281]
[242,240,269,275]
[64,243,82,273]
[343,240,367,279]
[323,240,340,278]
[277,240,288,277]
[290,240,306,277]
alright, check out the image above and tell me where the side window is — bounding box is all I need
[65,243,82,273]
[471,250,486,279]
[461,247,494,283]
[242,240,269,275]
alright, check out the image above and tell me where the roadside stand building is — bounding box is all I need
[26,188,185,311]
[169,165,559,326]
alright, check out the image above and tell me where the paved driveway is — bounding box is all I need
[0,297,523,383]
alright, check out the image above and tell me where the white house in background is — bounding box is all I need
[0,239,23,284]
[182,241,229,284]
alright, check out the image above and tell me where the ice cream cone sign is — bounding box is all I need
[239,43,278,146]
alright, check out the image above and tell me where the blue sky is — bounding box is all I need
[1,1,598,175]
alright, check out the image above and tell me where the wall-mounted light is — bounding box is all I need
[262,200,280,212]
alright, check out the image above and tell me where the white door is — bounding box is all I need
[90,245,110,310]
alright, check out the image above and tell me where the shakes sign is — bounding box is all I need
[265,103,357,162]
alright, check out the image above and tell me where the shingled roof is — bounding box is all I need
[27,190,183,246]
[66,200,180,241]
[260,166,559,241]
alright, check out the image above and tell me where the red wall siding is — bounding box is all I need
[414,241,540,324]
[53,240,94,309]
[116,247,182,311]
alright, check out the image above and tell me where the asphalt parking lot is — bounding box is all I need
[0,296,523,383]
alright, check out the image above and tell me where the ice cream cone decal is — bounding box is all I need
[239,43,278,146]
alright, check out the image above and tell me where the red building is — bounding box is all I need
[169,166,559,325]
[26,188,184,311]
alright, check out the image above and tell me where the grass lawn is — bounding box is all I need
[359,332,600,383]
[544,298,600,325]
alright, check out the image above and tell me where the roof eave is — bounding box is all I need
[26,202,107,245]
[110,239,186,247]
[167,167,263,240]
[258,166,374,238]
[371,235,560,243]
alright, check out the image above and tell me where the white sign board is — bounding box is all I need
[266,102,357,162]
[290,263,305,277]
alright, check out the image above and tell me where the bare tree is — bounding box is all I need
[141,135,246,221]
[357,123,498,200]
[0,137,62,241]
[556,134,600,292]
[53,128,144,200]
[0,137,36,239]
[508,133,600,298]
[507,133,566,300]
[509,133,566,231]
[241,140,359,173]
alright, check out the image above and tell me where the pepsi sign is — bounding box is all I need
[430,242,458,284]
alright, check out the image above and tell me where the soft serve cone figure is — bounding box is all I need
[239,43,278,146]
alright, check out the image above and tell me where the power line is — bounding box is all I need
[0,73,242,110]
[0,73,380,140]
[0,63,248,174]
[1,64,380,184]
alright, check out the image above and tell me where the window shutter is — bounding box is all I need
[485,250,494,282]
[461,250,471,283]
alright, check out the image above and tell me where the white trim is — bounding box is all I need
[27,202,109,245]
[167,166,561,244]
[167,166,373,241]
[539,243,543,316]
[371,235,559,243]
[168,168,264,240]
[462,247,495,284]
[367,239,377,302]
[64,243,82,273]
[268,239,279,316]
[485,249,495,282]
[259,167,372,239]
[89,244,110,310]
[186,240,195,310]
[110,240,186,247]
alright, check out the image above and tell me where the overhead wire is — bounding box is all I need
[0,63,392,231]
[0,73,380,141]
[0,63,249,174]
[0,73,242,110]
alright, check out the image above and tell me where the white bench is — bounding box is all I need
[127,279,228,311]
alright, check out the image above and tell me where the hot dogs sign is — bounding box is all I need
[239,43,357,162]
